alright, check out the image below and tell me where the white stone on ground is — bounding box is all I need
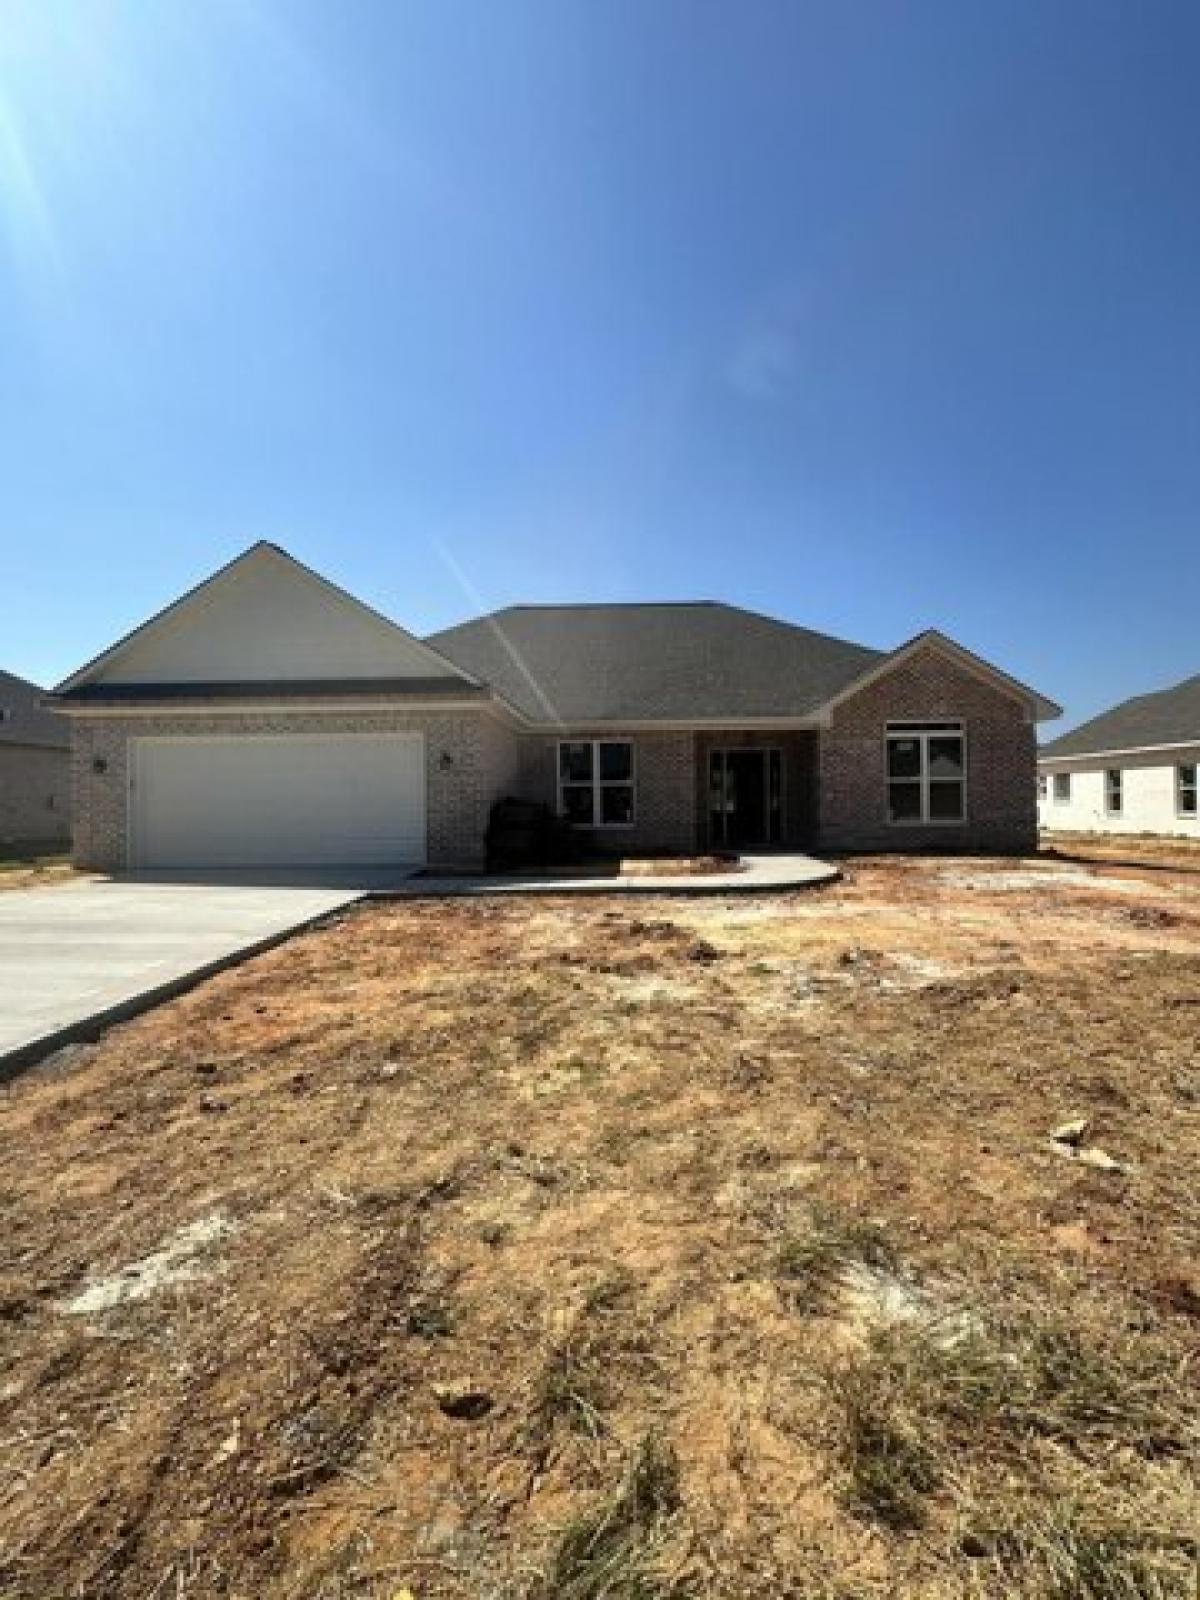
[62,1212,237,1314]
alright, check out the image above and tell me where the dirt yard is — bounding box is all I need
[1043,830,1200,874]
[1,857,1197,1598]
[0,853,78,893]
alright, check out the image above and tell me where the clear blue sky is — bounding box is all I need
[2,2,1198,730]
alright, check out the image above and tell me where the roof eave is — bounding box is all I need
[509,713,828,732]
[1038,736,1200,764]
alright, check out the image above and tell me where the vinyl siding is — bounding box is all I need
[1039,747,1200,839]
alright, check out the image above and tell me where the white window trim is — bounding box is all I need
[1104,767,1123,816]
[557,739,636,829]
[1176,762,1198,818]
[1053,772,1072,804]
[884,723,967,826]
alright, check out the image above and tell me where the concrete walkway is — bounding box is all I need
[0,879,367,1077]
[395,852,838,898]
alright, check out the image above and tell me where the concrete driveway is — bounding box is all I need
[0,877,384,1076]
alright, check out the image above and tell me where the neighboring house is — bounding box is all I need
[51,543,1059,873]
[1039,673,1200,839]
[0,670,71,848]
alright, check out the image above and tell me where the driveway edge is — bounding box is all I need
[0,902,357,1086]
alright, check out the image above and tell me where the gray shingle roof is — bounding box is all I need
[1041,673,1200,758]
[0,670,68,750]
[425,603,884,724]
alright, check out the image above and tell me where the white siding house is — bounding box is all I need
[1039,672,1200,839]
[1038,746,1200,839]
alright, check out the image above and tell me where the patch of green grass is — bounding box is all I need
[920,1307,1193,1456]
[830,1339,942,1530]
[827,1299,1196,1539]
[773,1207,899,1313]
[963,1502,1198,1598]
[532,1434,688,1600]
[842,1408,940,1531]
[530,1333,610,1441]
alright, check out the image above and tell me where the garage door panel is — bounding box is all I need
[132,735,426,868]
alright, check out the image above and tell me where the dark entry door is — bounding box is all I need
[726,751,766,847]
[709,750,782,847]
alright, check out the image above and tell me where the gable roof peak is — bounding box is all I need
[55,541,482,694]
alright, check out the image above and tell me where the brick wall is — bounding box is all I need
[478,714,523,821]
[817,648,1037,853]
[67,669,1037,872]
[69,709,519,872]
[518,731,697,853]
[0,744,71,846]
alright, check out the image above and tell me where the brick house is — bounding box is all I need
[52,543,1058,873]
[0,670,70,850]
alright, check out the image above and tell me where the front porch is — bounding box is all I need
[521,727,822,859]
[694,730,820,852]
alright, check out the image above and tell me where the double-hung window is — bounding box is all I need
[886,722,965,824]
[1053,773,1071,804]
[558,740,634,827]
[1177,762,1198,817]
[1105,768,1123,816]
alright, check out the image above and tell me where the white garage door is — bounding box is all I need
[131,734,426,868]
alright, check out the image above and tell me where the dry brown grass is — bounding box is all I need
[0,852,80,892]
[0,856,1198,1597]
[1043,830,1200,874]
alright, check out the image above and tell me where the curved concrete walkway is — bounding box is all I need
[394,852,838,898]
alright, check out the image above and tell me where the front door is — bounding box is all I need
[709,749,782,847]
